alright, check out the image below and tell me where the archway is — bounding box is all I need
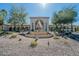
[35,20,44,32]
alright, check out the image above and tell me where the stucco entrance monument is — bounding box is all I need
[25,17,53,38]
[30,17,49,32]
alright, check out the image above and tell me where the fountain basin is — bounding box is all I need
[25,32,53,38]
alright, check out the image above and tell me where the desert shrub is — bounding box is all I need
[53,36,59,39]
[30,39,38,48]
[63,41,69,45]
[6,32,13,34]
[0,31,13,36]
[0,31,8,36]
[54,32,59,36]
[18,38,22,41]
[9,35,17,39]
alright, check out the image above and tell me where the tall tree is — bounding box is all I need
[52,7,77,32]
[8,5,28,31]
[0,9,7,30]
[64,8,77,31]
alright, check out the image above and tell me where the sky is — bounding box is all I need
[0,3,79,25]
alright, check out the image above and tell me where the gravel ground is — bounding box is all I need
[0,34,79,56]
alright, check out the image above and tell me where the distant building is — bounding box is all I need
[3,17,49,32]
[3,24,30,31]
[3,16,79,32]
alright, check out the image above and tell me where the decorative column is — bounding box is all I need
[43,21,45,31]
[47,20,49,32]
[33,21,35,31]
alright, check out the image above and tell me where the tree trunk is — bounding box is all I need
[0,25,2,31]
[2,19,3,31]
[55,24,58,32]
[14,23,16,31]
[60,24,62,32]
[71,23,73,32]
[67,24,69,32]
[20,24,23,32]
